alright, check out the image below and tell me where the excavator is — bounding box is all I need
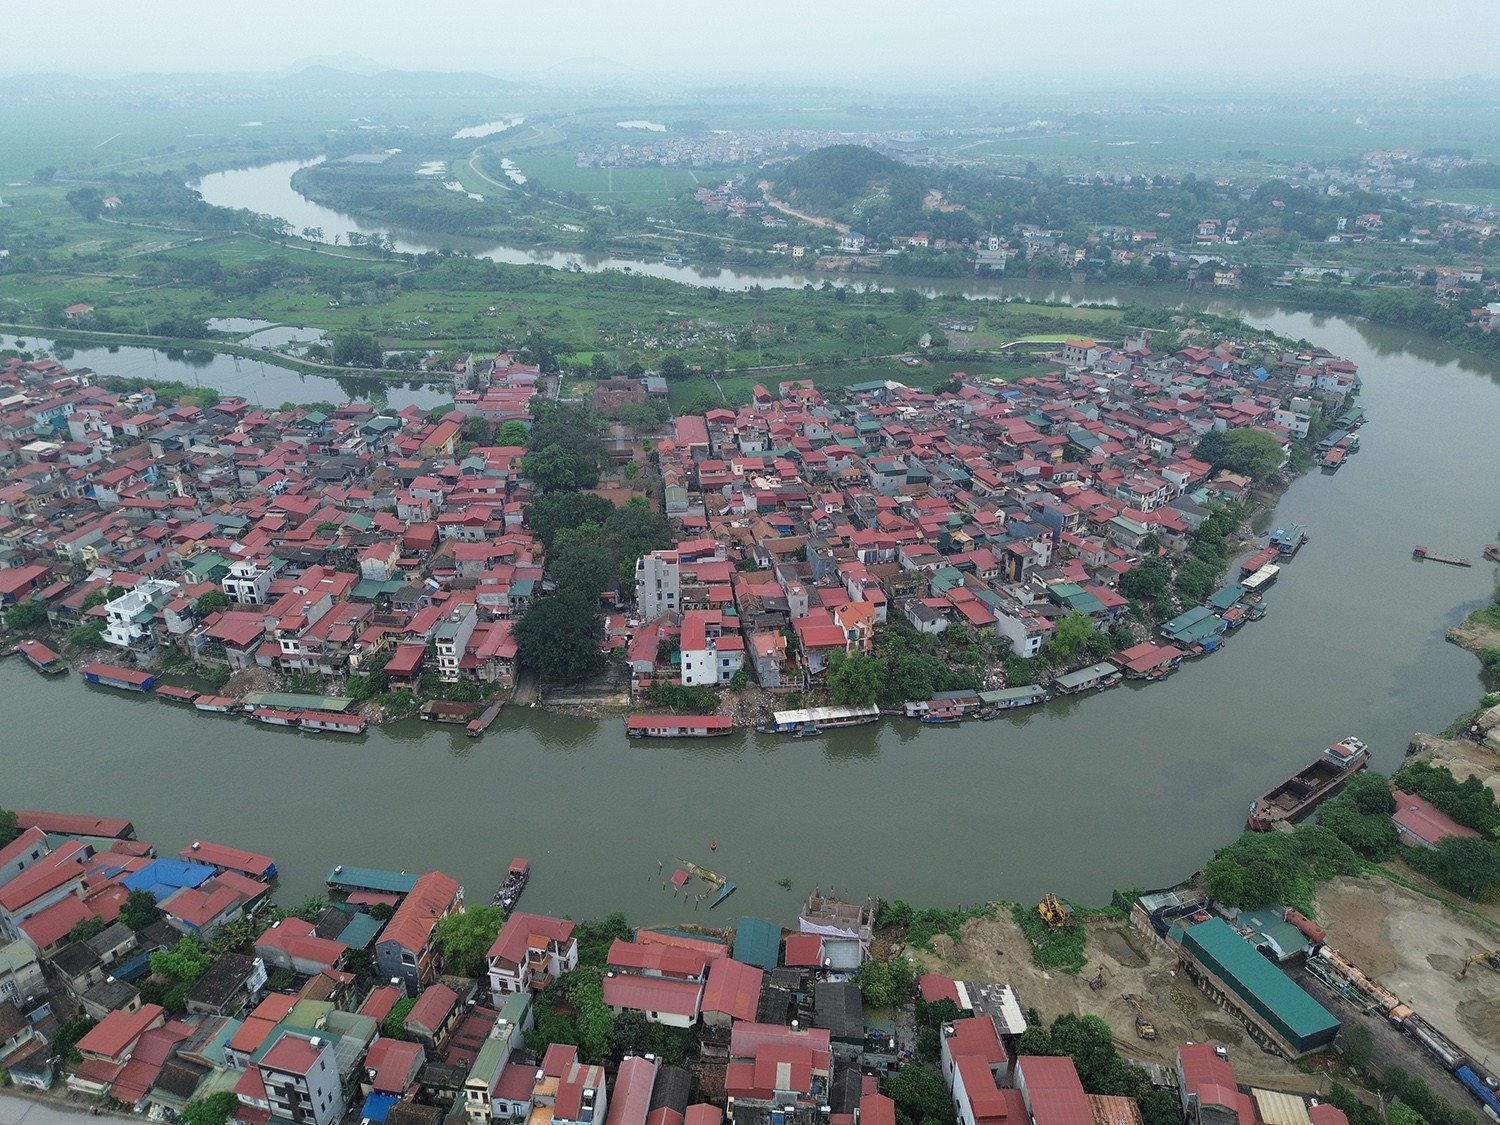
[1455,950,1500,980]
[1123,994,1157,1040]
[1037,893,1073,930]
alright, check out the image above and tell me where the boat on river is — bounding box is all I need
[82,663,155,692]
[15,639,67,675]
[919,707,963,725]
[1247,736,1369,831]
[492,857,529,910]
[1485,544,1500,564]
[626,714,733,739]
[155,684,200,705]
[1412,545,1471,567]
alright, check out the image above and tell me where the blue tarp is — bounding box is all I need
[362,1094,399,1124]
[121,859,215,901]
[1254,366,1268,381]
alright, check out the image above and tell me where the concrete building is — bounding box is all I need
[258,1031,346,1125]
[373,871,464,994]
[487,913,578,1003]
[635,551,680,622]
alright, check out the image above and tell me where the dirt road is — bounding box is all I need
[757,183,850,234]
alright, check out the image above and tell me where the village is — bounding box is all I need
[0,324,1366,736]
[4,770,1500,1125]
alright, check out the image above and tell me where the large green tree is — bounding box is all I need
[856,956,915,1008]
[181,1092,241,1125]
[885,1063,953,1125]
[332,331,383,368]
[1044,613,1096,665]
[0,807,16,847]
[1432,836,1500,897]
[515,592,604,684]
[1196,428,1286,480]
[4,598,49,631]
[828,651,883,707]
[121,888,163,931]
[432,906,507,978]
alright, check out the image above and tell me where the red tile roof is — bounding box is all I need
[379,870,461,957]
[1391,790,1480,847]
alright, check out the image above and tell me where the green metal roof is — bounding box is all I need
[1208,585,1245,611]
[242,691,354,712]
[1181,917,1338,1043]
[733,916,783,971]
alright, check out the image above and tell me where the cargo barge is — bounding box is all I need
[1248,736,1369,831]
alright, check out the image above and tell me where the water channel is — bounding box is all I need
[4,165,1498,924]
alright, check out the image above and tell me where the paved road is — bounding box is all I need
[0,1092,127,1125]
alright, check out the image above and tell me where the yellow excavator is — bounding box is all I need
[1123,994,1157,1040]
[1038,893,1073,929]
[1455,950,1500,980]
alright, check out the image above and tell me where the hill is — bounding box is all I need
[776,144,926,215]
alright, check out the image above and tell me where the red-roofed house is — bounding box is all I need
[603,974,703,1028]
[374,871,463,994]
[256,917,349,976]
[606,1055,658,1125]
[1390,790,1481,850]
[701,956,763,1028]
[405,982,462,1054]
[258,1032,346,1125]
[178,840,277,881]
[1015,1056,1091,1125]
[1175,1043,1254,1125]
[941,1018,1009,1125]
[68,1003,166,1095]
[487,913,578,1003]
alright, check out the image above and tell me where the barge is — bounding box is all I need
[299,710,368,734]
[155,684,200,704]
[194,695,240,713]
[15,639,67,674]
[1053,661,1122,694]
[1248,736,1370,831]
[492,857,529,910]
[82,662,155,692]
[767,704,880,732]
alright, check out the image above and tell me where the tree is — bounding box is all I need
[856,956,914,1008]
[1044,613,1095,665]
[1318,802,1400,860]
[1338,1021,1374,1071]
[332,331,383,368]
[1119,557,1170,601]
[523,443,582,492]
[4,599,48,631]
[383,997,416,1040]
[496,420,531,447]
[0,807,15,848]
[659,354,690,380]
[181,1092,241,1125]
[549,535,618,601]
[525,493,616,550]
[1433,835,1500,897]
[121,888,163,931]
[195,590,230,616]
[1343,771,1396,815]
[829,651,883,707]
[150,936,211,984]
[432,906,507,979]
[515,591,604,684]
[70,915,107,943]
[885,1063,953,1125]
[1196,428,1285,481]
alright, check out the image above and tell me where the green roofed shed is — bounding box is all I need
[734,917,782,971]
[1180,917,1338,1053]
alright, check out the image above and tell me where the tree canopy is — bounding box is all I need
[829,651,883,708]
[0,807,15,848]
[515,591,604,684]
[432,906,507,978]
[1196,428,1286,481]
[856,956,915,1008]
[181,1092,240,1125]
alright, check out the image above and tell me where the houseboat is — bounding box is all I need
[422,700,481,724]
[155,684,200,705]
[1052,661,1122,694]
[1114,641,1188,680]
[1248,736,1370,831]
[1241,564,1281,596]
[767,705,880,732]
[1320,446,1346,471]
[491,858,529,910]
[15,639,67,674]
[299,710,368,734]
[976,685,1049,711]
[250,706,302,727]
[662,253,685,265]
[625,714,734,739]
[1239,547,1279,577]
[193,695,240,713]
[1271,524,1307,556]
[82,662,156,693]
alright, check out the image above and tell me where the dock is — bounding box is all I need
[467,698,506,737]
[677,858,737,909]
[1412,545,1471,567]
[326,864,420,896]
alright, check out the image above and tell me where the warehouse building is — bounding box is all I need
[1174,918,1339,1056]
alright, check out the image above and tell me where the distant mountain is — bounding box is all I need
[285,52,390,77]
[278,67,526,96]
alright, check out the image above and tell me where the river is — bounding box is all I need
[4,168,1498,926]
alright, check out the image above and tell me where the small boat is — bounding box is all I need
[662,253,685,265]
[1483,544,1500,564]
[491,857,529,910]
[920,707,962,725]
[1248,602,1268,620]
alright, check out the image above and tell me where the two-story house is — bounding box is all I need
[374,871,464,995]
[486,913,577,1004]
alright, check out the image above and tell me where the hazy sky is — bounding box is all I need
[11,0,1498,81]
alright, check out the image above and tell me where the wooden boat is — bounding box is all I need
[491,857,529,910]
[1412,545,1471,567]
[1483,544,1500,564]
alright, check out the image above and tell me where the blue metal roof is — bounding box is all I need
[362,1094,399,1123]
[122,859,215,900]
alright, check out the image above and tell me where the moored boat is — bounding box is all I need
[251,706,302,727]
[1485,544,1500,564]
[1247,736,1370,831]
[194,695,240,713]
[625,714,734,739]
[920,707,963,724]
[492,857,530,910]
[155,684,200,704]
[15,639,67,674]
[82,662,155,692]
